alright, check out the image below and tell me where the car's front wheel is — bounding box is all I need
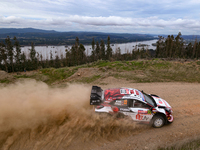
[152,115,165,128]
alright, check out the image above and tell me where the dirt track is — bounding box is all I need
[67,81,200,150]
[91,81,200,150]
[1,80,200,150]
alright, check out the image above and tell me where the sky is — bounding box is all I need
[0,0,200,35]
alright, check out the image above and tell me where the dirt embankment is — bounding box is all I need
[0,79,200,150]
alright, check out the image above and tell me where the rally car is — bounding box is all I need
[90,86,173,128]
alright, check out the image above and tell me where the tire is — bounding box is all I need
[152,115,165,128]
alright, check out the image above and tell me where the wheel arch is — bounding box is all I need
[152,112,167,124]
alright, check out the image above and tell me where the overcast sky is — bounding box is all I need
[0,0,200,35]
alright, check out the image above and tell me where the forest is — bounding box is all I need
[0,32,200,73]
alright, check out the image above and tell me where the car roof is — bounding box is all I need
[104,88,146,103]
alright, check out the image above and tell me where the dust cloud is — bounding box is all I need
[0,79,140,150]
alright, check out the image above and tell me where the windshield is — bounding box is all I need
[142,92,156,107]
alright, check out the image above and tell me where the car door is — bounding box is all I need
[123,100,154,122]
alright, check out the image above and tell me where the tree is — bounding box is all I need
[54,55,60,68]
[0,42,8,72]
[115,47,121,60]
[106,36,112,60]
[65,49,71,66]
[169,35,174,58]
[174,32,183,58]
[21,52,27,72]
[78,44,86,64]
[95,41,100,60]
[100,40,106,60]
[29,42,37,69]
[5,36,14,72]
[49,50,54,67]
[13,36,21,72]
[91,38,96,61]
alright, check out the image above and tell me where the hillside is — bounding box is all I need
[1,59,200,85]
[0,28,156,45]
[0,28,57,34]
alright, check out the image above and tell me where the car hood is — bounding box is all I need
[152,96,172,108]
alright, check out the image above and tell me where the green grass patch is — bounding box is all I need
[8,59,200,84]
[0,79,11,84]
[14,74,30,78]
[39,67,76,84]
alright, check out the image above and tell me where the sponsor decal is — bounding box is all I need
[136,114,151,121]
[138,110,148,114]
[120,89,129,94]
[114,100,128,106]
[120,108,130,112]
[124,100,127,105]
[136,114,143,120]
[163,100,169,107]
[130,90,134,94]
[114,101,122,106]
[147,110,152,114]
[104,88,123,100]
[135,90,139,95]
[158,99,163,104]
[142,116,151,121]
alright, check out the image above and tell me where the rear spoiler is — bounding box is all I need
[90,86,103,105]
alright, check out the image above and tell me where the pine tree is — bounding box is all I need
[196,42,200,59]
[5,36,14,72]
[65,49,71,66]
[91,38,96,61]
[49,50,54,67]
[78,44,86,64]
[100,40,106,60]
[169,35,174,58]
[21,52,27,72]
[29,42,37,70]
[95,41,100,60]
[115,47,121,60]
[13,36,21,71]
[54,55,60,68]
[106,36,112,60]
[0,42,8,72]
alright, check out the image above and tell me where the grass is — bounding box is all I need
[0,79,11,84]
[101,59,200,83]
[14,74,31,79]
[2,59,200,85]
[39,67,77,84]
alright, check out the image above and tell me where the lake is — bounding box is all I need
[21,39,158,60]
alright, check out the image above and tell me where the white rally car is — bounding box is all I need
[90,86,173,128]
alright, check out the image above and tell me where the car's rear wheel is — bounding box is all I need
[152,115,165,128]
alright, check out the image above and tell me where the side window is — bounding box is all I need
[132,100,149,108]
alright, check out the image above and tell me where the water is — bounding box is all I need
[21,39,157,60]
